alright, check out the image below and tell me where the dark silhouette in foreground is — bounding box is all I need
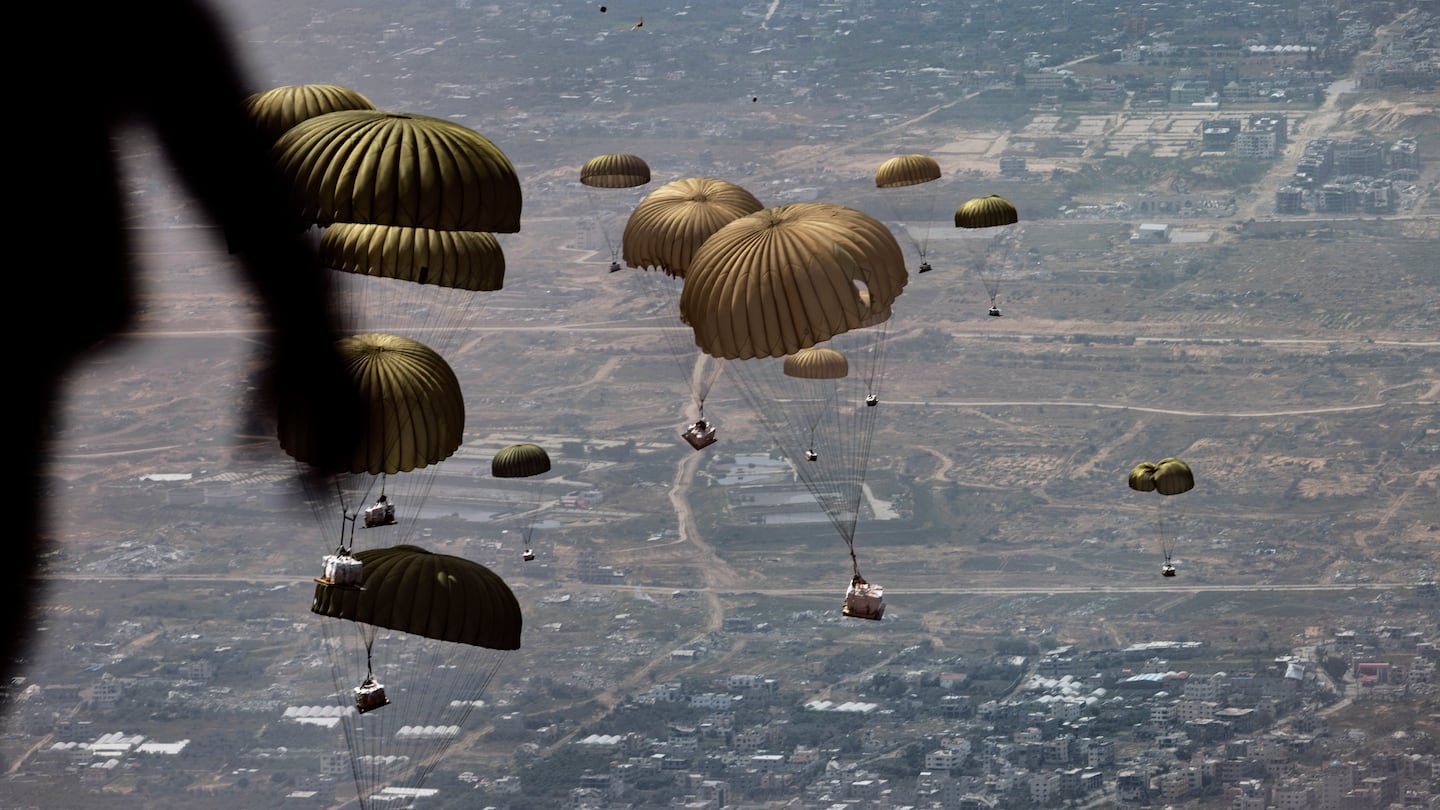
[10,1,362,688]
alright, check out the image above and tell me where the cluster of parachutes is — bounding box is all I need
[873,154,1020,313]
[243,85,1083,805]
[248,84,555,808]
[595,152,1021,589]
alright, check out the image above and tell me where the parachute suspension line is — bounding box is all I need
[583,184,621,264]
[409,651,509,790]
[1158,498,1179,563]
[318,620,378,809]
[623,268,721,416]
[916,182,940,261]
[725,337,882,567]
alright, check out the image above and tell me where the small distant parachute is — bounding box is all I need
[272,109,522,233]
[491,443,555,560]
[243,83,376,145]
[1128,457,1195,574]
[1128,457,1194,497]
[954,194,1019,229]
[874,154,941,189]
[783,346,849,380]
[492,442,552,480]
[580,154,651,189]
[312,544,520,807]
[581,153,652,272]
[954,194,1020,315]
[874,155,942,273]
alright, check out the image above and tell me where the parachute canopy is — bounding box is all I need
[1129,458,1194,496]
[491,443,552,479]
[680,202,908,360]
[243,83,376,145]
[1152,457,1195,495]
[955,194,1019,229]
[874,154,941,188]
[272,110,522,233]
[784,346,850,379]
[622,177,764,278]
[579,154,651,189]
[278,333,464,476]
[320,223,505,292]
[312,544,521,650]
[1127,462,1158,493]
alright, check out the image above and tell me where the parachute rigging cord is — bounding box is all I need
[1127,457,1193,572]
[914,182,941,264]
[726,328,889,582]
[979,228,1021,309]
[313,546,520,809]
[323,622,510,809]
[583,183,622,265]
[299,438,445,555]
[623,267,725,422]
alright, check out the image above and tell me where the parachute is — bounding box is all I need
[580,153,651,272]
[954,194,1020,315]
[622,177,763,280]
[243,83,376,145]
[312,544,520,807]
[681,203,906,610]
[279,332,465,556]
[620,177,764,438]
[491,443,554,561]
[1128,457,1195,575]
[874,154,942,274]
[318,222,506,344]
[680,202,908,360]
[271,109,522,233]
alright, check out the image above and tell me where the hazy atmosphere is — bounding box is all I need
[3,1,1437,808]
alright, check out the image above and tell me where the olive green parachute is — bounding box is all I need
[783,346,849,379]
[580,153,652,188]
[491,443,552,479]
[1127,461,1159,493]
[955,195,1021,310]
[1128,458,1194,496]
[874,154,941,189]
[312,544,521,650]
[680,202,908,360]
[272,110,522,233]
[875,156,943,272]
[311,544,519,806]
[954,194,1019,229]
[621,177,764,278]
[683,203,906,581]
[243,83,376,145]
[278,333,464,476]
[1128,456,1195,567]
[320,223,505,292]
[1152,458,1195,496]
